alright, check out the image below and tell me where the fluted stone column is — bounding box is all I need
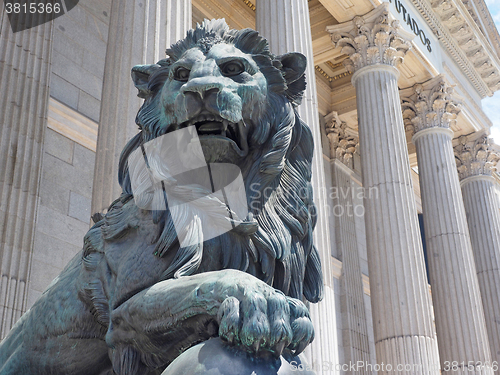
[455,134,500,365]
[328,5,440,373]
[326,113,372,374]
[91,0,192,215]
[0,17,54,338]
[256,2,339,371]
[401,76,492,373]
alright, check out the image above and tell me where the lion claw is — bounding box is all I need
[225,332,235,345]
[274,341,286,357]
[293,341,308,356]
[252,340,261,353]
[213,271,315,359]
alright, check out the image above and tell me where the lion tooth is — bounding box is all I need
[222,120,229,131]
[238,121,249,152]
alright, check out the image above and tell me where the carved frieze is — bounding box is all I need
[430,0,500,92]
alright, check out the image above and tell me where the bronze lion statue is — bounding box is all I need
[0,19,323,375]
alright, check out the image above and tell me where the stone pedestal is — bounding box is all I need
[91,0,192,215]
[328,5,440,373]
[401,77,492,373]
[256,1,339,371]
[455,134,500,365]
[0,18,54,338]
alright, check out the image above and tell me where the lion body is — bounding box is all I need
[0,19,322,375]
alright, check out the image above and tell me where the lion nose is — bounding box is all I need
[180,80,223,99]
[181,79,224,119]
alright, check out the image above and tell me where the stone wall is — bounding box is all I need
[26,128,95,308]
[24,0,111,308]
[50,0,112,122]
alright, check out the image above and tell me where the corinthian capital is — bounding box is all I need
[327,3,413,72]
[325,112,359,169]
[454,133,500,180]
[400,75,461,136]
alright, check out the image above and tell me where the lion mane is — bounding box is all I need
[91,19,322,306]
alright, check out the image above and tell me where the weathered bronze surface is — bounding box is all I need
[0,19,322,375]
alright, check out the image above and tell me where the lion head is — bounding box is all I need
[112,19,323,304]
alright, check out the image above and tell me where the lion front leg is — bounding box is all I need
[105,269,314,374]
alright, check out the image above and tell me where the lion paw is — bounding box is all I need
[216,288,314,357]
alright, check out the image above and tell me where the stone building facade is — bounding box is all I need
[1,0,500,373]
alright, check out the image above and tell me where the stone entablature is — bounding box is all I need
[465,0,500,59]
[405,0,500,97]
[327,3,413,72]
[324,111,359,169]
[432,0,500,93]
[401,75,461,135]
[454,133,500,180]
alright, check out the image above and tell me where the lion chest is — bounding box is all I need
[101,226,174,310]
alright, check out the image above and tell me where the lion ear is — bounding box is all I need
[277,53,306,83]
[276,53,307,106]
[131,64,161,99]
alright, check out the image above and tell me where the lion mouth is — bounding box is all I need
[181,113,248,156]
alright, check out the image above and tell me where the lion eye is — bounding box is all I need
[220,61,245,77]
[174,67,190,82]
